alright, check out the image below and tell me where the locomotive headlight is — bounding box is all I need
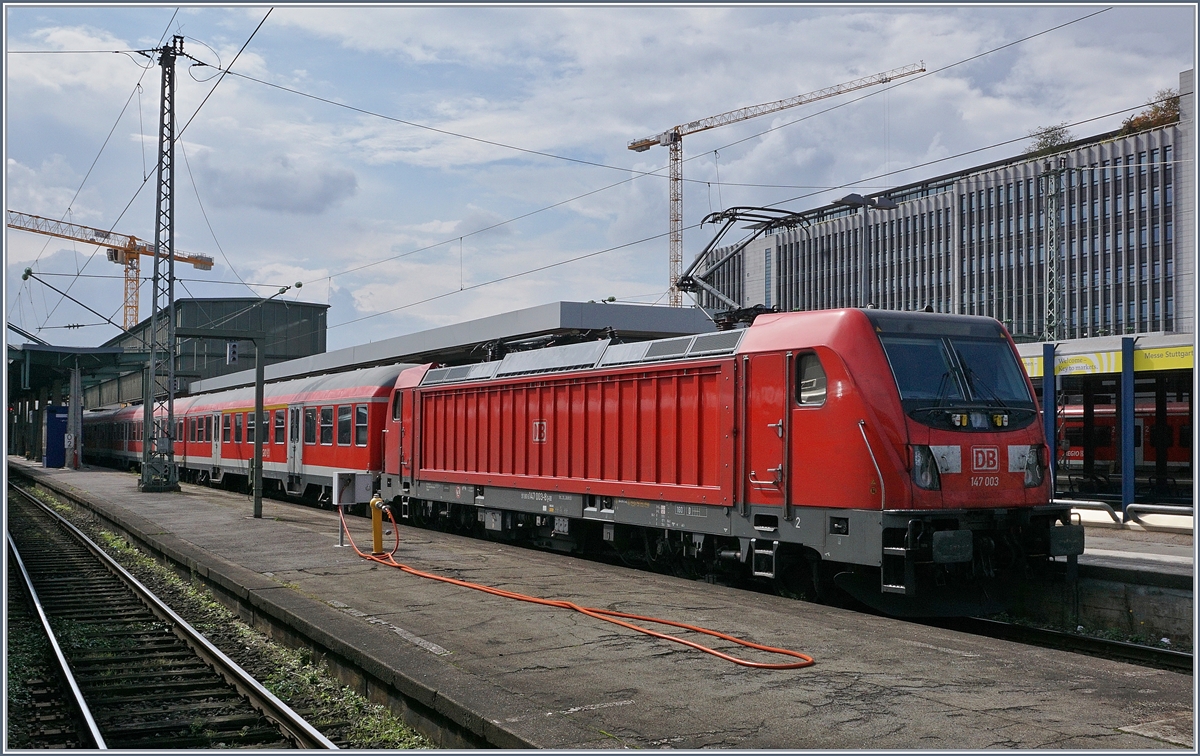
[1024,444,1046,488]
[910,444,941,490]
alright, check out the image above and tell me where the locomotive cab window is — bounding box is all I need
[876,326,1037,430]
[392,390,402,420]
[796,353,827,405]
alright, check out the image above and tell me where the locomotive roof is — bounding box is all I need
[420,329,746,386]
[418,308,1013,388]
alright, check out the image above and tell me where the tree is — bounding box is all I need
[1023,122,1074,157]
[1120,88,1180,135]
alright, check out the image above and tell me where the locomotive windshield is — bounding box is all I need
[867,312,1037,430]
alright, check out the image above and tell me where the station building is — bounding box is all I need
[696,70,1195,508]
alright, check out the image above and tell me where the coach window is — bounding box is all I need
[223,414,232,443]
[338,405,352,445]
[355,405,369,446]
[796,353,827,406]
[189,418,196,442]
[275,409,286,444]
[205,416,212,442]
[320,407,334,445]
[247,411,256,444]
[304,408,316,444]
[234,413,244,444]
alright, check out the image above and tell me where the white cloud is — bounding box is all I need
[190,150,357,214]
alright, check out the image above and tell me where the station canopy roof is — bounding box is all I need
[8,337,148,395]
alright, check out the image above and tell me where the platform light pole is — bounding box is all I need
[174,283,300,518]
[832,193,898,308]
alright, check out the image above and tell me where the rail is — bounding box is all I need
[7,532,107,748]
[9,485,338,750]
[933,616,1193,674]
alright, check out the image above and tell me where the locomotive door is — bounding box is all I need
[744,352,789,511]
[287,405,303,492]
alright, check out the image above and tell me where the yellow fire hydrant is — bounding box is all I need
[370,495,385,556]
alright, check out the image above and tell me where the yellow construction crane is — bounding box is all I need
[629,63,925,307]
[6,210,214,330]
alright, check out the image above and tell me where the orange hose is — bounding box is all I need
[339,507,814,670]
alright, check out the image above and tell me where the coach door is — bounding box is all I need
[212,413,222,466]
[743,352,790,514]
[287,405,303,493]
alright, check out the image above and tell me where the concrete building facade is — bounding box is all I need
[701,70,1194,347]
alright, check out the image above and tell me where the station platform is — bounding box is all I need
[1071,507,1193,579]
[8,458,1194,749]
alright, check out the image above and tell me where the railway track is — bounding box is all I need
[6,554,93,748]
[14,468,1190,683]
[927,616,1194,674]
[6,485,338,750]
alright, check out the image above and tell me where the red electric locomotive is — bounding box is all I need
[84,365,405,505]
[379,308,1084,616]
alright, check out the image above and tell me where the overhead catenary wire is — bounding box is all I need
[180,140,255,295]
[14,6,1131,339]
[37,9,269,325]
[323,97,1173,333]
[226,6,1113,294]
[327,226,673,330]
[13,8,180,329]
[705,7,1113,162]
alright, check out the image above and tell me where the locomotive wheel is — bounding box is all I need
[773,549,815,601]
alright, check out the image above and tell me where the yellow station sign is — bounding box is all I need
[1021,346,1193,378]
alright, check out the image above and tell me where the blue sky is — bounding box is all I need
[5,4,1195,350]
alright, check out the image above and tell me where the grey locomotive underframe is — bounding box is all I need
[382,475,1083,594]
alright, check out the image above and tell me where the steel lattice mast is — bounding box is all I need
[629,63,925,307]
[140,35,183,493]
[1042,157,1067,342]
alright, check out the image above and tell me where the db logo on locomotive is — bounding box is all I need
[971,446,1000,472]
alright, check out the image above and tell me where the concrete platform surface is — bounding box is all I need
[1080,527,1194,577]
[10,459,1195,750]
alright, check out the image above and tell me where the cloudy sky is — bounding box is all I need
[5,4,1195,350]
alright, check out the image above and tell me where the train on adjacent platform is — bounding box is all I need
[84,308,1084,616]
